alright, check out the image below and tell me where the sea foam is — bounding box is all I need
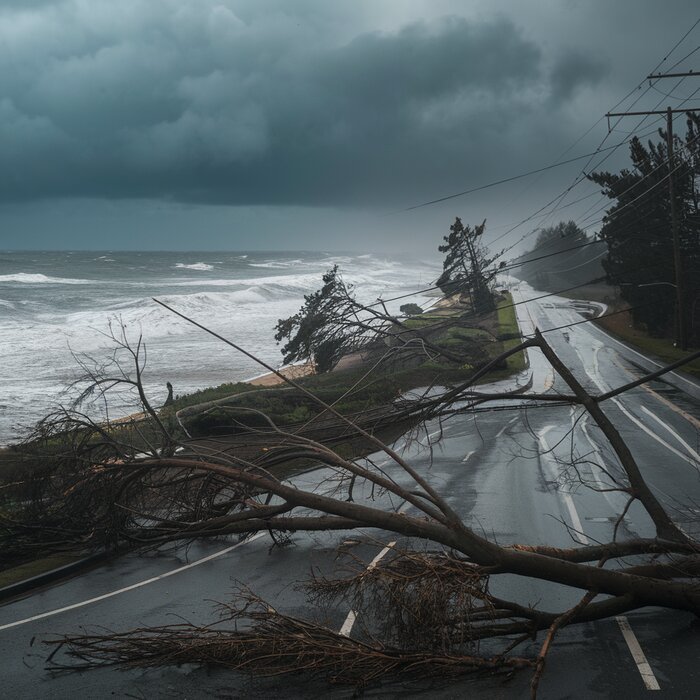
[174,262,214,271]
[0,273,92,285]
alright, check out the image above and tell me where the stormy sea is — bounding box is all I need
[0,250,438,444]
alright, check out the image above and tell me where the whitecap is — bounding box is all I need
[169,271,321,292]
[248,262,290,269]
[0,273,92,285]
[174,262,214,271]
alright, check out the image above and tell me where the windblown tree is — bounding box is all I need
[274,265,467,373]
[589,114,700,343]
[6,307,700,696]
[437,217,495,313]
[274,265,350,372]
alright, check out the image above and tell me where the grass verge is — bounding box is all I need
[171,292,526,436]
[0,553,80,588]
[497,293,527,374]
[595,308,700,379]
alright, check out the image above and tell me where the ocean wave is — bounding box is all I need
[248,262,289,269]
[46,287,285,347]
[118,289,269,311]
[174,262,214,271]
[169,271,321,293]
[0,273,93,285]
[248,259,307,269]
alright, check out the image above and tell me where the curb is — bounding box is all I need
[0,549,117,604]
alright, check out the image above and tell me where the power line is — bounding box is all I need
[483,120,677,256]
[392,25,700,259]
[503,25,700,250]
[505,239,603,270]
[576,130,700,231]
[391,145,623,213]
[489,108,687,256]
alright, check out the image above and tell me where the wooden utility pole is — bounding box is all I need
[665,106,686,350]
[605,70,698,349]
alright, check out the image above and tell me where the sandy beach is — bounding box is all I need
[247,362,316,387]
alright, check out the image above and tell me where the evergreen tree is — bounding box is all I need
[532,221,588,251]
[437,217,495,312]
[589,117,699,342]
[274,265,350,372]
[516,220,603,292]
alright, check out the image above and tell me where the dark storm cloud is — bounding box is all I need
[0,1,609,208]
[549,50,609,101]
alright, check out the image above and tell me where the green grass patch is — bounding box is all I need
[181,376,408,435]
[179,293,528,436]
[497,294,527,373]
[401,314,451,330]
[167,381,259,413]
[0,553,79,588]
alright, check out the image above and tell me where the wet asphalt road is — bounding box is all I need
[1,280,700,698]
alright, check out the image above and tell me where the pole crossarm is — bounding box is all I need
[606,108,700,117]
[647,70,698,79]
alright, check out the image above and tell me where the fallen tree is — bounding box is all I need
[4,308,700,697]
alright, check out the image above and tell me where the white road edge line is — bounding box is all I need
[339,541,397,638]
[615,616,661,691]
[640,406,700,464]
[0,532,267,633]
[637,382,700,431]
[561,492,589,544]
[538,426,589,545]
[495,416,520,440]
[580,420,621,512]
[590,346,697,469]
[462,450,476,463]
[611,396,698,469]
[590,321,699,391]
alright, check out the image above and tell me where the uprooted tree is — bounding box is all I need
[4,306,700,697]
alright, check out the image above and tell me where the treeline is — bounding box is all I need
[589,114,700,345]
[513,221,606,292]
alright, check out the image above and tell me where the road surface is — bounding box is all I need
[1,280,699,698]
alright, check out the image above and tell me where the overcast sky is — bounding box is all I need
[1,0,698,256]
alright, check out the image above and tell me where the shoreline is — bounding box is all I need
[246,361,315,387]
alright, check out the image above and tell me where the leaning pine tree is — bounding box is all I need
[273,265,351,372]
[437,217,495,313]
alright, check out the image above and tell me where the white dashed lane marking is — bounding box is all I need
[616,616,661,690]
